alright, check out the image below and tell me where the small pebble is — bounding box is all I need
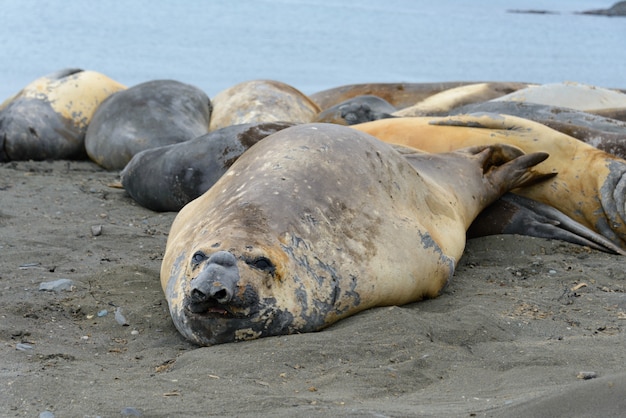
[19,262,41,269]
[97,309,108,317]
[549,269,557,274]
[577,371,598,380]
[115,307,129,326]
[16,343,33,351]
[39,412,55,418]
[39,278,74,292]
[131,330,139,335]
[91,224,103,236]
[120,407,142,416]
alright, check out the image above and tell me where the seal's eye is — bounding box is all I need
[248,257,275,273]
[191,251,207,265]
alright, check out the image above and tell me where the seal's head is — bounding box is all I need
[163,224,354,346]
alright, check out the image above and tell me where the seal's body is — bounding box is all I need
[161,123,548,346]
[353,114,626,250]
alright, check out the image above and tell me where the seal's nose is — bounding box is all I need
[190,251,239,304]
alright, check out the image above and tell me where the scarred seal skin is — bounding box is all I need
[121,122,294,212]
[353,113,626,251]
[85,79,212,170]
[208,80,319,131]
[0,68,126,162]
[161,123,548,346]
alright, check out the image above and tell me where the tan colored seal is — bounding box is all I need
[208,80,320,131]
[392,82,530,116]
[161,123,548,345]
[353,113,626,250]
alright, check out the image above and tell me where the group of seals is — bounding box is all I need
[4,70,626,346]
[160,123,549,346]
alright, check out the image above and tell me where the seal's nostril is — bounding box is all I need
[212,289,229,302]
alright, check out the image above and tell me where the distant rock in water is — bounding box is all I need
[578,1,626,16]
[507,9,559,15]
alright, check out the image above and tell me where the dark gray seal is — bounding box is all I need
[313,95,396,125]
[85,79,211,170]
[121,122,294,212]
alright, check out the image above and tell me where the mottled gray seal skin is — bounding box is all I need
[450,101,626,158]
[0,68,125,162]
[121,122,294,212]
[85,79,212,170]
[313,95,397,125]
[161,123,549,346]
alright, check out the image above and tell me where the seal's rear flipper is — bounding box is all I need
[468,193,626,255]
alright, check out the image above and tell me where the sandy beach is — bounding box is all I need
[1,158,625,417]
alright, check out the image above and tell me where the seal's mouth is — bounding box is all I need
[184,299,253,319]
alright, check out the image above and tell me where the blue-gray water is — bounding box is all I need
[1,0,624,101]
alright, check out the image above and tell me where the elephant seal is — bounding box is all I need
[313,95,396,125]
[449,100,626,158]
[492,82,626,112]
[121,122,294,212]
[85,79,211,170]
[309,81,474,112]
[161,123,549,346]
[0,68,125,162]
[392,82,529,117]
[208,80,319,131]
[353,114,626,251]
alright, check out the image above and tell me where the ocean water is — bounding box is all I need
[1,0,624,102]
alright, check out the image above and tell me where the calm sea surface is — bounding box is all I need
[1,0,624,101]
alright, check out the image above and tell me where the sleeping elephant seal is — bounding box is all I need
[85,79,211,170]
[313,95,397,125]
[0,68,126,162]
[392,82,529,117]
[449,101,626,158]
[208,80,319,131]
[491,82,626,112]
[121,122,294,212]
[161,123,549,346]
[353,114,626,251]
[309,81,476,111]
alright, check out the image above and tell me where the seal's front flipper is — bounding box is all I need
[468,193,626,255]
